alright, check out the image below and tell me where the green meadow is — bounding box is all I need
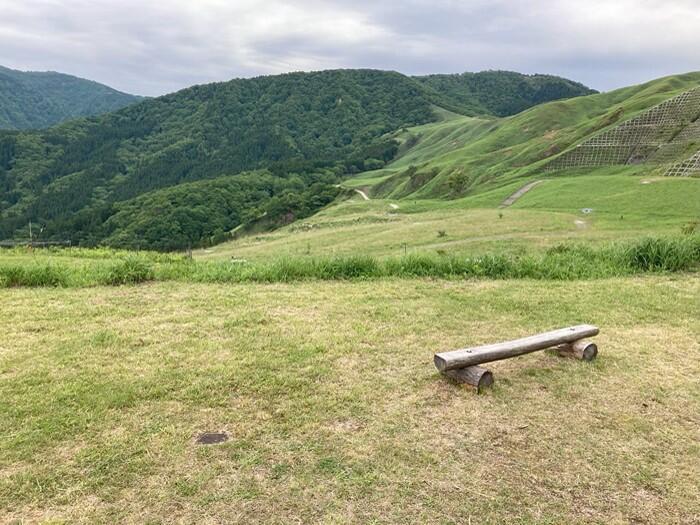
[200,175,700,261]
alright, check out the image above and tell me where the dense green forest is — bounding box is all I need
[415,71,596,116]
[0,68,594,250]
[0,65,142,129]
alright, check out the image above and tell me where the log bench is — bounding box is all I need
[435,324,599,391]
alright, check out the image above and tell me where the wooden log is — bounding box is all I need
[434,324,599,372]
[442,366,494,391]
[552,340,598,361]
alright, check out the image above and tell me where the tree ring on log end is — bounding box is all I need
[581,342,598,361]
[434,354,448,372]
[478,370,495,389]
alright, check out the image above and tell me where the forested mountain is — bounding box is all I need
[0,68,595,249]
[415,71,596,116]
[0,65,142,130]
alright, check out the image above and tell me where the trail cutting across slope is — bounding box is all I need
[354,189,370,201]
[499,180,543,208]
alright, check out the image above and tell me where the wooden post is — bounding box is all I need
[442,366,494,392]
[434,325,599,372]
[552,340,598,361]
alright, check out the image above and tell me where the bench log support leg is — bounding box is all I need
[442,366,494,392]
[552,340,598,361]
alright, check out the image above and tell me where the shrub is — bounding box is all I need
[623,236,700,272]
[102,257,155,285]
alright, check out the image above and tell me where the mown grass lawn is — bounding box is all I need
[1,276,699,524]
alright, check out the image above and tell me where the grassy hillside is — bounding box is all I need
[199,174,700,261]
[3,69,695,254]
[0,68,595,250]
[181,72,699,264]
[0,65,142,130]
[415,70,596,117]
[360,72,700,201]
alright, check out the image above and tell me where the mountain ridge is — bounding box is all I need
[414,70,597,116]
[0,67,603,249]
[0,65,143,130]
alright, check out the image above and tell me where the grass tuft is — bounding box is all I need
[101,257,155,285]
[623,236,700,272]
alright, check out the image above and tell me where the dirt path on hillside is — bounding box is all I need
[499,180,543,208]
[354,189,370,201]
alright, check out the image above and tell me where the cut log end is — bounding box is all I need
[442,366,494,392]
[554,340,598,361]
[434,354,448,372]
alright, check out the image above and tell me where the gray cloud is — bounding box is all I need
[0,0,698,96]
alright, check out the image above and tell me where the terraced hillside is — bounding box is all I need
[545,87,700,176]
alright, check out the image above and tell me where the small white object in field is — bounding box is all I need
[581,208,593,214]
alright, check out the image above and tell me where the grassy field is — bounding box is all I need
[1,276,699,523]
[198,175,700,261]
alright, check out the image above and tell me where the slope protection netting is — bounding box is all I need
[665,151,700,177]
[545,87,700,173]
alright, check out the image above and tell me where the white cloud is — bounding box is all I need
[0,0,698,95]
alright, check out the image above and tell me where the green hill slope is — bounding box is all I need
[0,65,142,130]
[200,174,700,261]
[0,68,594,249]
[361,72,700,200]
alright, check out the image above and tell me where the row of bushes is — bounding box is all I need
[1,236,698,288]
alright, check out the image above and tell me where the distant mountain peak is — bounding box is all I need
[0,65,142,130]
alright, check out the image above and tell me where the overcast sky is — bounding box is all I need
[1,0,698,96]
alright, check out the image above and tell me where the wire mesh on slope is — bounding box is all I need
[544,87,700,172]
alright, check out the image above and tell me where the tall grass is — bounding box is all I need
[623,236,700,272]
[102,256,155,285]
[0,263,70,287]
[1,235,698,287]
[164,235,700,283]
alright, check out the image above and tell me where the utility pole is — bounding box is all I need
[29,221,33,246]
